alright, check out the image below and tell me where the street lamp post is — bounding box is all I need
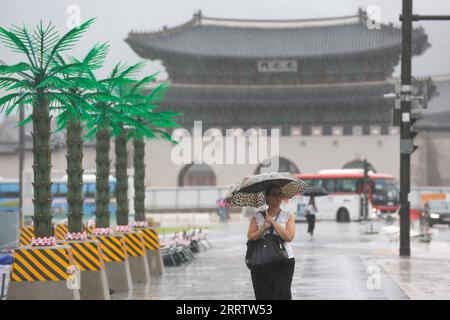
[398,0,450,257]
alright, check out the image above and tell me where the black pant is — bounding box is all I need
[250,258,295,300]
[306,214,316,235]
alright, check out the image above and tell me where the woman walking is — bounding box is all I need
[246,184,296,300]
[305,196,317,238]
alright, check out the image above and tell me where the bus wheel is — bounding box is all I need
[337,208,350,223]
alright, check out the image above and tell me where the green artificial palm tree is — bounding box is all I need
[53,43,109,235]
[127,83,181,225]
[114,78,181,227]
[0,19,95,239]
[84,62,158,231]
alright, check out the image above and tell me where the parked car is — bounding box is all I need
[423,200,450,227]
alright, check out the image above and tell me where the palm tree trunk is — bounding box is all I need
[115,128,129,226]
[133,138,146,222]
[32,93,53,238]
[66,117,84,233]
[95,128,111,229]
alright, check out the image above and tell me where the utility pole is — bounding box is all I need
[399,0,413,257]
[398,0,450,257]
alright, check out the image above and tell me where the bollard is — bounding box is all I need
[364,222,378,234]
[419,216,432,243]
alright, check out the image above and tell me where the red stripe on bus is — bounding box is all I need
[295,174,395,180]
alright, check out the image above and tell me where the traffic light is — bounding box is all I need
[400,110,420,155]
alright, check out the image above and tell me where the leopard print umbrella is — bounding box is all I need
[224,172,310,208]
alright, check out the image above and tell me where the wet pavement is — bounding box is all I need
[112,219,450,300]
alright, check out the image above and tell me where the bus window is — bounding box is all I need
[52,183,67,197]
[335,179,358,193]
[371,179,399,206]
[317,179,337,192]
[301,179,314,187]
[51,183,59,196]
[109,182,116,195]
[82,182,116,197]
[0,183,20,197]
[83,183,96,197]
[59,183,67,195]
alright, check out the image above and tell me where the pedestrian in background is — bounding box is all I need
[305,196,317,238]
[217,198,230,223]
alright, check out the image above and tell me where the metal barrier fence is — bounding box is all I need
[143,185,450,213]
[145,186,231,211]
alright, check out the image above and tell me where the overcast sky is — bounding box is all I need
[1,0,450,80]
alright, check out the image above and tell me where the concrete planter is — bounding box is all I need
[94,234,133,293]
[7,245,80,300]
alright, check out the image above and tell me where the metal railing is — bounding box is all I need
[143,185,450,213]
[145,186,231,211]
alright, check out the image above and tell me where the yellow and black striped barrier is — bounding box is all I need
[94,235,126,263]
[19,227,34,247]
[55,224,68,241]
[140,228,160,252]
[65,241,103,271]
[123,232,145,257]
[10,246,73,282]
[84,225,95,235]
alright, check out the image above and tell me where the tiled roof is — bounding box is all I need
[126,10,429,60]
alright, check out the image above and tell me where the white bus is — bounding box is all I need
[288,169,399,222]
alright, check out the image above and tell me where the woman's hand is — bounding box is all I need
[248,216,270,240]
[263,221,272,230]
[270,214,296,242]
[265,214,275,225]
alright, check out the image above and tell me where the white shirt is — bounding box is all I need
[254,209,295,259]
[305,204,317,215]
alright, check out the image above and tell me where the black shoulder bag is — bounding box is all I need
[245,210,289,270]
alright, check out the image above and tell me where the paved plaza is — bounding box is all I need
[112,219,450,300]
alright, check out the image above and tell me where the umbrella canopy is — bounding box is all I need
[302,187,328,197]
[224,172,310,208]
